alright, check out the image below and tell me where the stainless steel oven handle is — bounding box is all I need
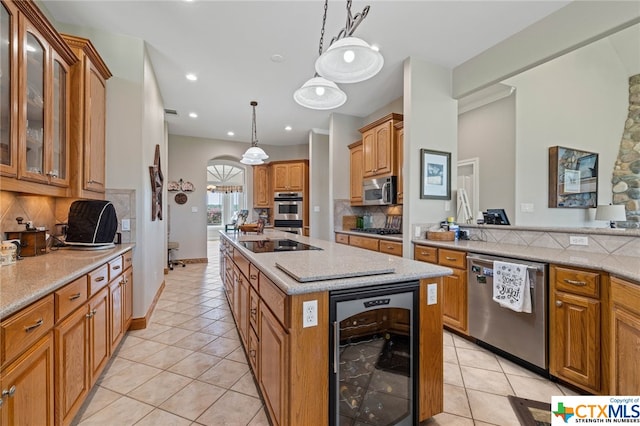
[333,321,339,374]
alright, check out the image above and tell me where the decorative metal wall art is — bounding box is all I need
[149,144,164,220]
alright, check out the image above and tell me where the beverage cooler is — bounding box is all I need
[329,282,420,426]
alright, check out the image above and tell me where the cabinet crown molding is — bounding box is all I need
[358,113,403,133]
[61,34,113,79]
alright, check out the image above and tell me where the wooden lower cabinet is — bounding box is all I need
[610,276,640,394]
[442,268,467,332]
[89,286,110,385]
[348,234,379,251]
[55,306,90,425]
[259,305,289,426]
[0,333,54,426]
[549,265,604,394]
[109,277,124,350]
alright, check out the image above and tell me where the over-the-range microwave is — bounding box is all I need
[362,176,397,206]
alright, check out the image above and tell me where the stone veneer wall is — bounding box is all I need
[613,74,640,225]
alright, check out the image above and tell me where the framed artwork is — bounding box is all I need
[549,146,598,208]
[420,149,451,200]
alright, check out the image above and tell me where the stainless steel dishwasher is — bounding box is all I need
[467,254,548,371]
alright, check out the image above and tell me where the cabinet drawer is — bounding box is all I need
[379,240,403,257]
[414,245,438,263]
[123,250,133,270]
[233,250,250,279]
[554,266,600,298]
[55,275,88,321]
[335,233,349,244]
[260,274,288,328]
[88,264,109,295]
[109,256,124,280]
[349,235,379,251]
[249,264,260,291]
[1,295,55,365]
[438,249,466,270]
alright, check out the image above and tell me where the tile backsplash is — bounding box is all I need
[0,189,136,243]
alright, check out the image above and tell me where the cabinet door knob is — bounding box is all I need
[555,300,563,307]
[2,385,16,398]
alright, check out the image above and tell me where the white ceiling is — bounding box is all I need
[42,0,572,147]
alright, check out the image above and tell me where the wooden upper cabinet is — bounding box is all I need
[62,34,112,199]
[0,0,18,178]
[272,160,306,192]
[1,0,77,196]
[395,122,404,204]
[359,113,402,178]
[253,164,271,208]
[349,140,363,205]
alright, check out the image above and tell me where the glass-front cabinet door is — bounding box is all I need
[50,53,69,186]
[20,27,48,183]
[0,0,17,177]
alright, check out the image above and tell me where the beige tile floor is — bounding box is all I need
[73,241,579,426]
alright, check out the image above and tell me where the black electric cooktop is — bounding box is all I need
[241,239,323,253]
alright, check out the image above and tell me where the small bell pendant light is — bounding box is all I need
[240,101,268,165]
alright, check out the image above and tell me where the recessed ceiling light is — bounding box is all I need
[284,126,292,131]
[227,131,235,136]
[189,112,198,118]
[271,54,285,63]
[186,73,197,81]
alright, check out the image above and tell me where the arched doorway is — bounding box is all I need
[206,160,246,241]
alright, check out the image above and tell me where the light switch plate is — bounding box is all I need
[121,219,130,231]
[191,206,198,213]
[427,283,437,305]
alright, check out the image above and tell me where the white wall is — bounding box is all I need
[503,36,628,227]
[403,57,458,254]
[168,135,308,260]
[458,94,516,221]
[309,131,331,240]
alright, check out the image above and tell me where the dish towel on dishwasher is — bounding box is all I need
[492,261,531,313]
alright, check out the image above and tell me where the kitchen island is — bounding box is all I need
[219,230,452,426]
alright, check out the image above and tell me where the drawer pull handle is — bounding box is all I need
[24,319,44,333]
[69,293,82,301]
[2,386,16,398]
[95,276,105,282]
[126,257,132,262]
[250,274,258,280]
[113,265,121,270]
[563,279,587,287]
[421,252,430,256]
[556,300,563,307]
[445,257,456,261]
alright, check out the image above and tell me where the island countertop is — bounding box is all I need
[0,244,135,319]
[221,230,451,295]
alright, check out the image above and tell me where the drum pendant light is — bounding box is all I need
[240,101,268,165]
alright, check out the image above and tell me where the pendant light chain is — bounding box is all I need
[318,0,328,57]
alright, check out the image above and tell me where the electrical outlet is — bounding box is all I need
[569,235,589,246]
[121,219,130,231]
[427,283,437,305]
[302,300,318,328]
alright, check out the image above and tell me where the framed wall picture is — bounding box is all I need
[549,146,598,208]
[420,149,451,200]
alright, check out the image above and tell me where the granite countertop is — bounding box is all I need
[334,229,403,242]
[0,244,135,320]
[222,230,450,295]
[413,238,640,283]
